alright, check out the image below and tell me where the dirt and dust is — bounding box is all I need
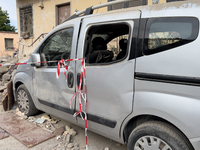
[0,104,127,150]
[0,56,127,150]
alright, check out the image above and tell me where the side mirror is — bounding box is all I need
[31,53,41,67]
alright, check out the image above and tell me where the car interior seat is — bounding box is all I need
[89,37,113,63]
[116,39,128,60]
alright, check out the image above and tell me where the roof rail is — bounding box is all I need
[63,0,134,23]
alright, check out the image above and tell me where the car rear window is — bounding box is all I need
[143,17,199,55]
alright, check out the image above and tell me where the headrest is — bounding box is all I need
[92,37,107,50]
[119,39,128,50]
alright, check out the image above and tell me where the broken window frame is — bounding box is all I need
[84,22,131,65]
[19,4,33,39]
[39,28,74,67]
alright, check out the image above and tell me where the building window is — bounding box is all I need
[167,0,185,2]
[152,0,159,4]
[108,0,147,11]
[19,4,33,39]
[5,38,14,50]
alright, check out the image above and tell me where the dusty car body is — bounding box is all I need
[13,0,200,149]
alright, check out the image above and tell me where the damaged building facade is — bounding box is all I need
[16,0,182,58]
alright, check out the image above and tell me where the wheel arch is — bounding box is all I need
[123,114,194,149]
[15,81,23,90]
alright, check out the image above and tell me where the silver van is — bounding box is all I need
[13,0,200,149]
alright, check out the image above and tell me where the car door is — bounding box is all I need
[32,20,80,122]
[76,10,141,139]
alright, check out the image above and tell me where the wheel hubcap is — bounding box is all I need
[134,136,172,150]
[17,89,29,114]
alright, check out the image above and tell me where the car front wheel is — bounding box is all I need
[127,121,193,150]
[16,84,39,116]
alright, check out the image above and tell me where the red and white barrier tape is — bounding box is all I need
[0,58,88,150]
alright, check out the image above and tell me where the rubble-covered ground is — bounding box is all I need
[0,57,127,150]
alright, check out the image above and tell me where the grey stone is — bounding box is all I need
[80,146,86,150]
[104,148,109,150]
[74,143,79,147]
[72,147,79,150]
[66,134,71,143]
[65,125,71,131]
[67,143,74,149]
[21,115,28,119]
[2,80,9,86]
[69,129,77,136]
[0,66,9,74]
[2,73,11,81]
[1,59,8,62]
[88,146,99,150]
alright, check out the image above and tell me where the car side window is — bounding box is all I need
[143,17,199,55]
[39,28,73,67]
[84,23,130,65]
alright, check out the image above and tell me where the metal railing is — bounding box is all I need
[17,33,48,47]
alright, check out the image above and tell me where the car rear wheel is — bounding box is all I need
[16,84,39,116]
[127,121,193,150]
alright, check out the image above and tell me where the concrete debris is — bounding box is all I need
[1,59,8,62]
[51,119,58,124]
[44,121,55,131]
[72,147,80,150]
[80,146,86,150]
[2,73,11,81]
[104,147,109,150]
[72,143,79,150]
[21,115,28,120]
[41,114,51,121]
[35,118,46,124]
[66,134,71,143]
[88,146,99,150]
[69,129,77,136]
[67,143,74,149]
[74,143,79,147]
[28,116,36,123]
[65,125,71,131]
[64,128,77,136]
[0,66,9,75]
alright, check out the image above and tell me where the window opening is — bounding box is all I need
[84,23,130,64]
[20,5,33,38]
[5,38,14,50]
[39,28,73,67]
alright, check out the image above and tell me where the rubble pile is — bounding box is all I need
[0,56,18,111]
[16,111,81,150]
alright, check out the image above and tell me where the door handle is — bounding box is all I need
[67,72,74,88]
[77,73,83,90]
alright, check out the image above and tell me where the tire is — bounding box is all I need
[127,121,193,150]
[16,84,39,116]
